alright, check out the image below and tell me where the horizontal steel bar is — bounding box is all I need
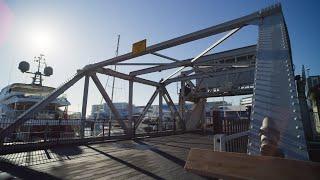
[83,5,280,71]
[151,52,180,62]
[194,88,253,98]
[129,45,256,76]
[96,68,160,87]
[161,27,242,83]
[164,66,255,85]
[116,63,170,66]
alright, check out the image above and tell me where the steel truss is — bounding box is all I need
[0,3,308,161]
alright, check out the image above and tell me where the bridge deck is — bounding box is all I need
[0,133,214,180]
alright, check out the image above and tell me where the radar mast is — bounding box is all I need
[18,54,53,86]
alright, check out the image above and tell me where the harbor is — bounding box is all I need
[0,1,320,179]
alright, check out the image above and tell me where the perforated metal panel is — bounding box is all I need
[248,11,309,160]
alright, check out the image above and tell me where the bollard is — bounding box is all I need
[213,134,226,152]
[259,117,284,157]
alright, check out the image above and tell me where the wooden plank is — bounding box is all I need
[185,148,320,180]
[1,134,214,179]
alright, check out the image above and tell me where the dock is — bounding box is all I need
[0,133,213,179]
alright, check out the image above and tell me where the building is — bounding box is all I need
[212,105,248,119]
[68,112,81,119]
[90,102,137,119]
[307,76,320,90]
[307,76,320,136]
[240,96,253,107]
[206,101,231,111]
[89,101,232,121]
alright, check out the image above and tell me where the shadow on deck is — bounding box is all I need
[0,133,214,180]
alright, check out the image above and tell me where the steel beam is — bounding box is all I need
[96,68,159,87]
[81,75,90,138]
[165,66,255,85]
[129,45,256,76]
[159,88,163,131]
[151,52,180,62]
[194,88,253,98]
[161,86,186,130]
[130,61,188,76]
[134,88,160,129]
[83,5,280,71]
[91,74,128,132]
[179,80,186,121]
[162,27,242,83]
[116,62,170,66]
[128,80,133,134]
[0,72,85,141]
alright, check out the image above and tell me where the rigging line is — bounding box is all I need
[7,59,15,85]
[100,75,110,104]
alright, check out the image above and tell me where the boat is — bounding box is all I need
[0,55,75,142]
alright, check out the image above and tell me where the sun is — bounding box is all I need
[26,26,56,54]
[33,30,53,50]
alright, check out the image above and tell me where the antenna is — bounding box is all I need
[8,59,15,85]
[18,54,53,86]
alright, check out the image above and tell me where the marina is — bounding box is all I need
[0,1,320,179]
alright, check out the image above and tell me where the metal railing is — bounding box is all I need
[0,116,181,154]
[211,117,250,153]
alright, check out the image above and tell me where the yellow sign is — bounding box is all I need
[132,39,146,54]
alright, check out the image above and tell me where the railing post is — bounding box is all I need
[102,120,105,137]
[44,122,48,142]
[174,116,176,133]
[108,120,111,137]
[128,80,133,137]
[134,118,136,137]
[213,134,226,152]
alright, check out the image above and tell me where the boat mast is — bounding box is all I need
[109,35,120,120]
[18,54,53,86]
[32,55,45,86]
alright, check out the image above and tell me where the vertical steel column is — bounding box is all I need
[80,75,89,138]
[179,79,186,122]
[81,75,90,138]
[128,80,134,136]
[159,88,163,131]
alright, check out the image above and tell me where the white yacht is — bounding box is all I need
[0,55,75,141]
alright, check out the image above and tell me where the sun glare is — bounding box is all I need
[25,26,56,54]
[33,30,52,50]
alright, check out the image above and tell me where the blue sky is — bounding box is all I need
[0,0,319,113]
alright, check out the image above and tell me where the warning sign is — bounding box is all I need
[132,39,147,55]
